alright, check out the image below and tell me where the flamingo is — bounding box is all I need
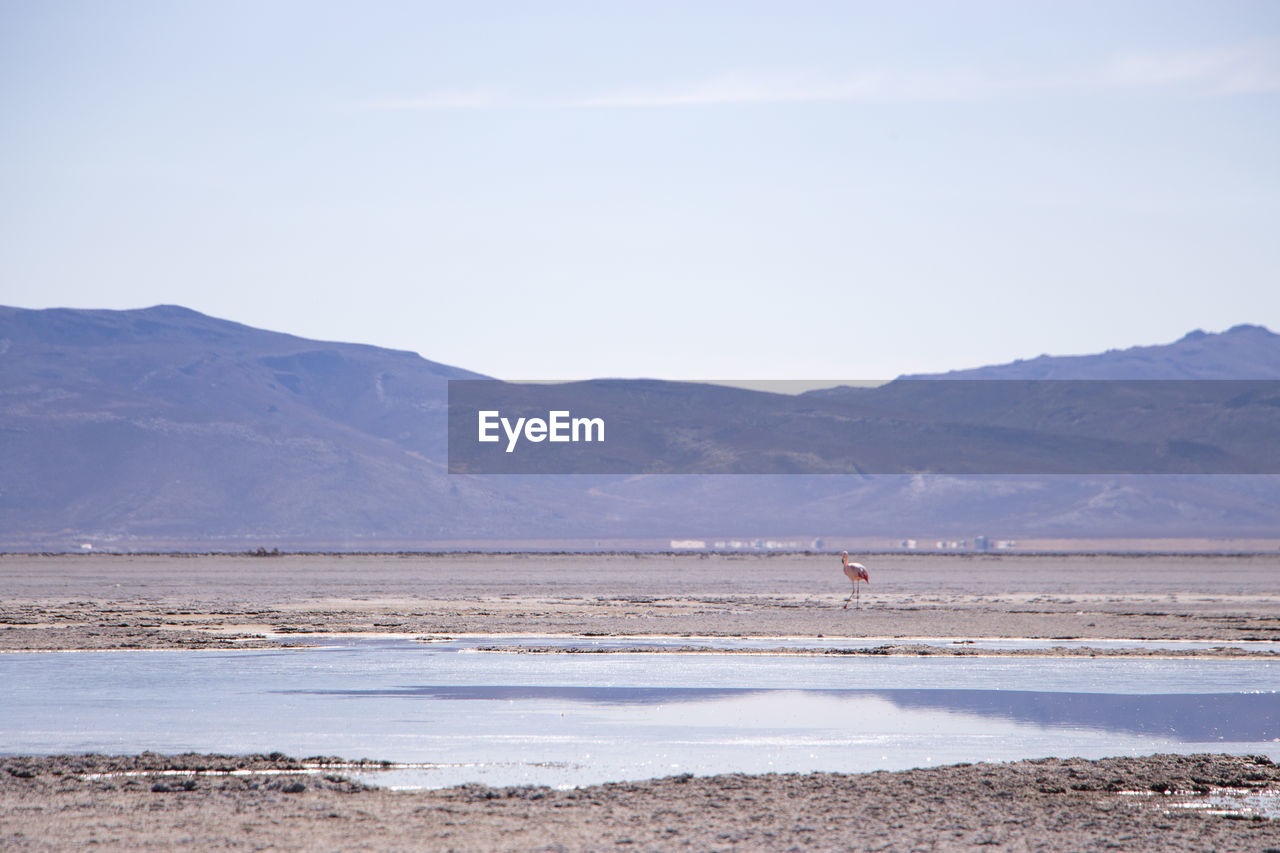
[840,551,870,610]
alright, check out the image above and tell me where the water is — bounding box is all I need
[416,633,1280,654]
[1,640,1276,789]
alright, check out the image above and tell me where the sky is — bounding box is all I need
[2,1,1278,380]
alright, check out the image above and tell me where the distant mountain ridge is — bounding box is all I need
[2,306,1278,549]
[905,324,1280,380]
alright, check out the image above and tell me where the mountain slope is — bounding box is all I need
[0,305,601,546]
[2,306,1278,548]
[907,325,1280,379]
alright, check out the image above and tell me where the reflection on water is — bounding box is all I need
[885,690,1279,742]
[299,684,769,705]
[1,643,1276,789]
[291,684,1279,742]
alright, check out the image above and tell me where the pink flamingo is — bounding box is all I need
[841,551,870,610]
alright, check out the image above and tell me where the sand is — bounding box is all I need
[1,552,1278,652]
[2,552,1278,849]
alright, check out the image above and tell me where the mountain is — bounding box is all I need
[0,305,611,547]
[905,324,1280,379]
[2,306,1279,550]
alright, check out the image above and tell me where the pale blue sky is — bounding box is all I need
[2,1,1278,379]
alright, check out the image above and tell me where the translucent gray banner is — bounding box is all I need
[447,379,1280,474]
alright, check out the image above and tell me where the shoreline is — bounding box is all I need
[4,625,1280,657]
[2,752,1277,851]
[3,552,1279,652]
[11,640,1278,658]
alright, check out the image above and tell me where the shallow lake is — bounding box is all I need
[2,639,1276,789]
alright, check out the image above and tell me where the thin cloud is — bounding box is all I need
[569,70,1018,108]
[360,71,1033,112]
[361,43,1280,112]
[1104,42,1280,95]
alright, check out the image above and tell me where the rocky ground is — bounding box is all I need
[1,752,1278,851]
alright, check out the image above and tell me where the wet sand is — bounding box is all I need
[1,552,1277,652]
[2,752,1277,851]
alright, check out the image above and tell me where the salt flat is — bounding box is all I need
[2,553,1279,850]
[1,553,1277,651]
